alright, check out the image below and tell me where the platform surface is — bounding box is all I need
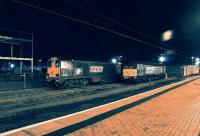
[1,77,200,136]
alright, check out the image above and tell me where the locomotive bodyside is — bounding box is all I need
[123,64,166,82]
[46,57,120,88]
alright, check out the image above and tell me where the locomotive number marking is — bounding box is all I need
[90,66,103,73]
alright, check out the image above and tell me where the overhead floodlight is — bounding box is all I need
[195,58,200,66]
[195,61,200,66]
[159,56,165,64]
[111,58,117,64]
[195,58,199,62]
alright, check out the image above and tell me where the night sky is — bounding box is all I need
[0,0,200,65]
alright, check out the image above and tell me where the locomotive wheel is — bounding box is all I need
[82,79,89,86]
[53,83,58,89]
[68,80,74,87]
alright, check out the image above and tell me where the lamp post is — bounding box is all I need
[38,59,42,75]
[38,59,42,68]
[191,57,194,65]
[160,30,173,65]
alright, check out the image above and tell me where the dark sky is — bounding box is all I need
[0,0,200,64]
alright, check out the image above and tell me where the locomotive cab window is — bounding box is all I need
[55,60,60,67]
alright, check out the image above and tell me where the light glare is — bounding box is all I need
[111,58,117,64]
[10,64,15,68]
[162,30,173,41]
[159,56,165,63]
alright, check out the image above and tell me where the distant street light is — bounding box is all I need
[162,30,173,41]
[10,63,15,69]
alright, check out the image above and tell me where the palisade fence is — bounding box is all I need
[0,73,46,90]
[0,73,44,81]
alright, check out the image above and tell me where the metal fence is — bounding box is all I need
[0,73,46,90]
[0,73,45,82]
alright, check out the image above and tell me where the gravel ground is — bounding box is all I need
[0,77,182,133]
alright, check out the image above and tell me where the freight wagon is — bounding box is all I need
[186,65,199,75]
[46,57,121,88]
[122,64,166,82]
[166,65,199,77]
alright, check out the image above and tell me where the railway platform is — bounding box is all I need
[1,76,200,136]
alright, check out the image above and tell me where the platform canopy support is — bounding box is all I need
[0,28,33,76]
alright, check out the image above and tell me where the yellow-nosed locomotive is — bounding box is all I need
[122,64,166,82]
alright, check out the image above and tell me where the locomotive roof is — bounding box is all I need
[52,56,115,65]
[125,61,162,66]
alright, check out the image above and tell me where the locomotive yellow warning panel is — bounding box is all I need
[47,57,61,77]
[123,68,137,78]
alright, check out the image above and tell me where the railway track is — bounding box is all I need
[0,84,125,118]
[0,77,182,133]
